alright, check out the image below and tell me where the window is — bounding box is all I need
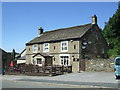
[37,58,42,64]
[54,46,55,50]
[61,41,68,52]
[61,56,69,66]
[32,59,35,64]
[43,43,49,52]
[29,48,30,51]
[38,46,40,51]
[116,59,120,65]
[33,44,38,53]
[54,57,55,61]
[74,45,76,49]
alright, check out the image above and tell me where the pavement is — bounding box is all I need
[2,72,120,88]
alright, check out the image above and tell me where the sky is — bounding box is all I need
[2,2,118,53]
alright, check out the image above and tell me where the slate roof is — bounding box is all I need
[17,56,26,60]
[0,48,7,54]
[26,23,92,45]
[16,49,26,58]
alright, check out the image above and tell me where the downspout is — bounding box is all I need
[79,39,82,73]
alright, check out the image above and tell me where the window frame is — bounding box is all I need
[43,43,49,52]
[32,44,38,53]
[61,41,68,52]
[54,46,55,50]
[74,45,76,49]
[60,56,69,66]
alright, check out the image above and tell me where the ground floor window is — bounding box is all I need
[61,56,69,66]
[37,58,42,64]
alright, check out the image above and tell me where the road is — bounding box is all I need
[2,79,102,88]
[1,72,120,89]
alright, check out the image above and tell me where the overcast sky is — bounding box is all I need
[2,2,118,53]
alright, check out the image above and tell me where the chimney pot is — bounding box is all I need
[92,15,97,24]
[38,27,44,36]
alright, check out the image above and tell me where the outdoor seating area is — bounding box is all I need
[4,64,72,76]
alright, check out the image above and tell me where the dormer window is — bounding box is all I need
[43,43,49,52]
[61,41,68,52]
[33,44,38,53]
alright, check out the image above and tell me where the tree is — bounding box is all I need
[10,49,17,67]
[103,2,120,57]
[11,49,16,60]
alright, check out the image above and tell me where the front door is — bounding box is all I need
[79,59,86,71]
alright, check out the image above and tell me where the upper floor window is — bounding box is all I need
[54,46,55,50]
[38,46,40,51]
[33,44,38,53]
[43,43,49,52]
[61,41,68,52]
[74,45,76,49]
[29,48,30,51]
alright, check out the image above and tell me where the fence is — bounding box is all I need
[5,64,72,76]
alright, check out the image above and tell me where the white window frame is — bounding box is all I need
[33,44,38,53]
[60,56,69,66]
[61,41,68,52]
[43,43,49,52]
[59,54,70,66]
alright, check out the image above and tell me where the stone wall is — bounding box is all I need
[85,59,114,72]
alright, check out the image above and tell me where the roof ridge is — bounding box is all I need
[26,23,93,45]
[19,49,26,56]
[44,23,91,33]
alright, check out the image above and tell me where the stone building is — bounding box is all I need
[0,48,11,69]
[17,49,26,65]
[26,15,109,72]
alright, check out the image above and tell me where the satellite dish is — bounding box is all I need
[88,41,92,44]
[83,42,87,45]
[81,46,86,49]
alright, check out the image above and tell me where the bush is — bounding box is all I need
[107,47,120,58]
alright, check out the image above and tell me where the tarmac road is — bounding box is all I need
[2,72,120,89]
[2,79,104,88]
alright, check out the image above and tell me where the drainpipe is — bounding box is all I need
[79,39,82,73]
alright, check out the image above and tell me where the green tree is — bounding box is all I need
[103,2,120,57]
[11,49,17,66]
[11,49,16,60]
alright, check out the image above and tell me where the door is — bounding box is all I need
[79,59,86,71]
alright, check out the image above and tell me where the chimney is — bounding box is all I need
[38,27,43,36]
[92,15,97,24]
